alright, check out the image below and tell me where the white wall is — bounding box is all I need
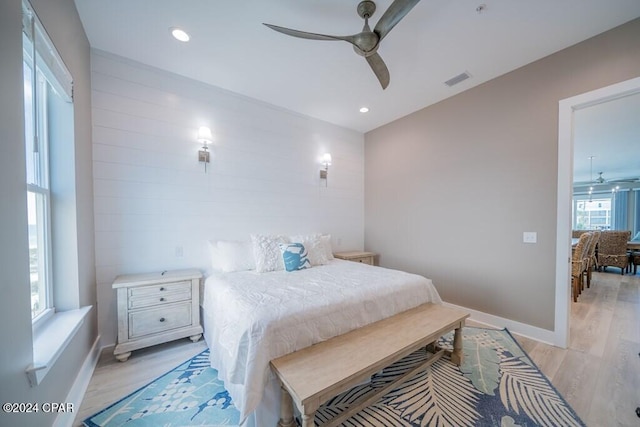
[91,50,365,345]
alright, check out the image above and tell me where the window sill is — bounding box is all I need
[26,306,92,387]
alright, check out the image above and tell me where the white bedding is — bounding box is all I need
[202,259,442,425]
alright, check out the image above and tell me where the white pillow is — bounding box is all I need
[208,240,255,273]
[207,240,223,271]
[251,234,288,273]
[321,234,334,260]
[290,233,328,266]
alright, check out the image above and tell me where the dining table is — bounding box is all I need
[571,237,640,251]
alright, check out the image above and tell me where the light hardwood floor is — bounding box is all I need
[74,270,639,426]
[516,269,640,427]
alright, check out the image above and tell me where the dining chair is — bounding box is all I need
[571,232,591,302]
[597,230,631,275]
[628,232,640,274]
[630,251,640,275]
[572,230,589,239]
[583,230,600,289]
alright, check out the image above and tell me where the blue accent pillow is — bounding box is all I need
[279,243,311,272]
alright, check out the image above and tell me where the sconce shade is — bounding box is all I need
[320,152,332,185]
[197,126,212,143]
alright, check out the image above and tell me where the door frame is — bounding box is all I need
[555,76,640,347]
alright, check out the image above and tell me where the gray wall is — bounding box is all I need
[364,18,640,331]
[0,0,96,426]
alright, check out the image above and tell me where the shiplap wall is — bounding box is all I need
[91,50,365,345]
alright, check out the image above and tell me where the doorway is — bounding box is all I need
[555,76,640,348]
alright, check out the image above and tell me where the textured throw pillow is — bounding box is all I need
[251,234,288,273]
[279,243,311,272]
[289,233,328,266]
[321,234,334,260]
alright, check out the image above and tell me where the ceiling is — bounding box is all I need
[73,0,640,135]
[73,1,640,186]
[573,92,640,186]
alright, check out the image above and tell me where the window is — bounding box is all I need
[23,1,73,323]
[573,196,612,230]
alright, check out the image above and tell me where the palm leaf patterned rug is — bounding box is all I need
[84,327,585,427]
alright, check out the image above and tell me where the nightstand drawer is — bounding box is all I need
[334,251,377,266]
[128,280,191,298]
[349,256,374,265]
[129,303,192,338]
[128,289,191,310]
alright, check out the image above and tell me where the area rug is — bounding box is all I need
[83,327,585,427]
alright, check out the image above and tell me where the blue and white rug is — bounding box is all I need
[84,327,585,426]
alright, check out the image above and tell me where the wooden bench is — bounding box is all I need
[270,303,469,427]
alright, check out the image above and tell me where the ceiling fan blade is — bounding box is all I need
[609,177,639,183]
[366,52,390,89]
[374,0,421,41]
[263,23,355,44]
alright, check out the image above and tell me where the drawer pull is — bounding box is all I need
[160,297,166,302]
[159,287,165,291]
[159,317,166,322]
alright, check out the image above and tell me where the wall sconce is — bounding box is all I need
[320,153,332,186]
[197,126,212,172]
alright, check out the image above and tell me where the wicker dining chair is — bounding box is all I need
[583,230,600,289]
[572,230,589,239]
[597,230,631,275]
[571,232,591,302]
[630,251,640,275]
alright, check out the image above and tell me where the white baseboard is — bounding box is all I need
[442,302,558,347]
[54,334,101,427]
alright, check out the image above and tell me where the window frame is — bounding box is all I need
[572,193,613,231]
[22,2,70,327]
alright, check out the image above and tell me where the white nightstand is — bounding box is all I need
[112,269,203,362]
[333,251,377,266]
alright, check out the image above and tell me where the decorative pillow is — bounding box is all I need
[321,234,334,260]
[279,243,311,272]
[208,240,255,273]
[251,234,288,273]
[289,233,328,266]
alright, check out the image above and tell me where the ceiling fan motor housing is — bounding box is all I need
[357,1,377,19]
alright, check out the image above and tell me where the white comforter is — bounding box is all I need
[202,259,442,423]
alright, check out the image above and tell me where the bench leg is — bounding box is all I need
[302,413,315,427]
[450,326,463,366]
[278,386,296,427]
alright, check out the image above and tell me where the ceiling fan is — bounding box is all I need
[594,171,639,184]
[263,0,421,89]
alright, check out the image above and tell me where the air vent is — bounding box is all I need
[444,71,471,87]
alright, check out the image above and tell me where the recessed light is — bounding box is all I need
[359,107,369,113]
[170,27,190,42]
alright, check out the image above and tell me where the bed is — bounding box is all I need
[201,256,442,426]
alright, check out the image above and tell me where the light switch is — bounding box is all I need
[523,232,537,244]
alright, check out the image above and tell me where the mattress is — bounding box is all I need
[202,259,442,424]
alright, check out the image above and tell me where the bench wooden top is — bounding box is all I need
[270,303,469,411]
